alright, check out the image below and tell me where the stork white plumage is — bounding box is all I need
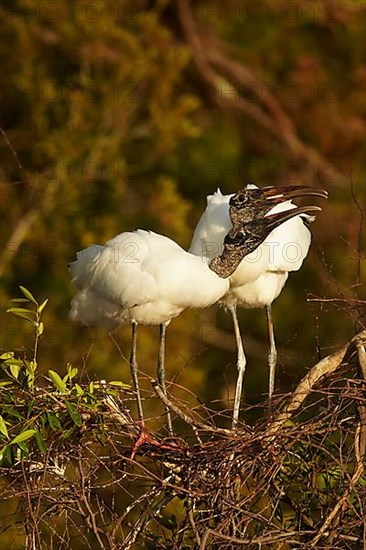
[189,184,327,428]
[68,206,316,438]
[69,230,229,436]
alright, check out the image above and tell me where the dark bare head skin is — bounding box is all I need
[210,205,322,278]
[229,184,328,227]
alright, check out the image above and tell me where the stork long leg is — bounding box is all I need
[229,305,246,430]
[157,323,173,436]
[266,304,277,408]
[130,321,144,423]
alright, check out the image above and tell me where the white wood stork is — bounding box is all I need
[189,184,327,428]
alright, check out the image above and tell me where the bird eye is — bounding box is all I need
[224,231,245,245]
[224,234,235,244]
[230,192,247,207]
[236,231,245,241]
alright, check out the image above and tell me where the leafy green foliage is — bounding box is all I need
[4,287,50,390]
[0,289,131,468]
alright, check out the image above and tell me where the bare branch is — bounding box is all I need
[152,380,233,436]
[267,330,366,436]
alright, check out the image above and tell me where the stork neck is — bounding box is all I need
[209,247,243,279]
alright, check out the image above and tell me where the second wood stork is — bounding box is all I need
[189,184,327,428]
[69,205,316,436]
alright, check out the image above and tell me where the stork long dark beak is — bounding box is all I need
[261,205,322,231]
[211,205,322,278]
[261,185,328,202]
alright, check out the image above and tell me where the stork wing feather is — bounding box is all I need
[69,233,159,308]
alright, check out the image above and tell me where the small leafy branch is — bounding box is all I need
[2,286,47,391]
[0,287,132,468]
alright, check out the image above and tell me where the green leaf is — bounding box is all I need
[4,358,23,366]
[17,440,30,454]
[7,307,36,316]
[38,299,48,314]
[46,411,61,430]
[62,426,76,439]
[65,401,82,427]
[19,286,37,304]
[67,365,78,380]
[40,414,47,428]
[74,384,84,396]
[0,445,12,466]
[109,381,132,389]
[156,514,177,531]
[48,370,67,393]
[82,402,99,411]
[15,447,22,462]
[0,416,9,439]
[11,429,36,445]
[6,308,35,323]
[27,400,35,418]
[10,298,30,303]
[35,431,47,453]
[0,381,12,388]
[4,406,23,420]
[9,364,21,380]
[27,361,37,374]
[0,352,14,360]
[316,473,326,490]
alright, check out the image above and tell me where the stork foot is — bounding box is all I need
[131,424,179,460]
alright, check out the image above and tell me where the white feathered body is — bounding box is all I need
[69,229,230,330]
[189,189,312,309]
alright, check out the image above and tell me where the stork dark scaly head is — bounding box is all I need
[229,184,328,227]
[229,184,268,226]
[209,205,322,278]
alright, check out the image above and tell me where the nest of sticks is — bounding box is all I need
[0,330,365,549]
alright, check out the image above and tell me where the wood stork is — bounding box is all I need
[68,206,317,436]
[189,184,327,428]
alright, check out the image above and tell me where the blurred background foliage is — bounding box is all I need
[0,0,365,419]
